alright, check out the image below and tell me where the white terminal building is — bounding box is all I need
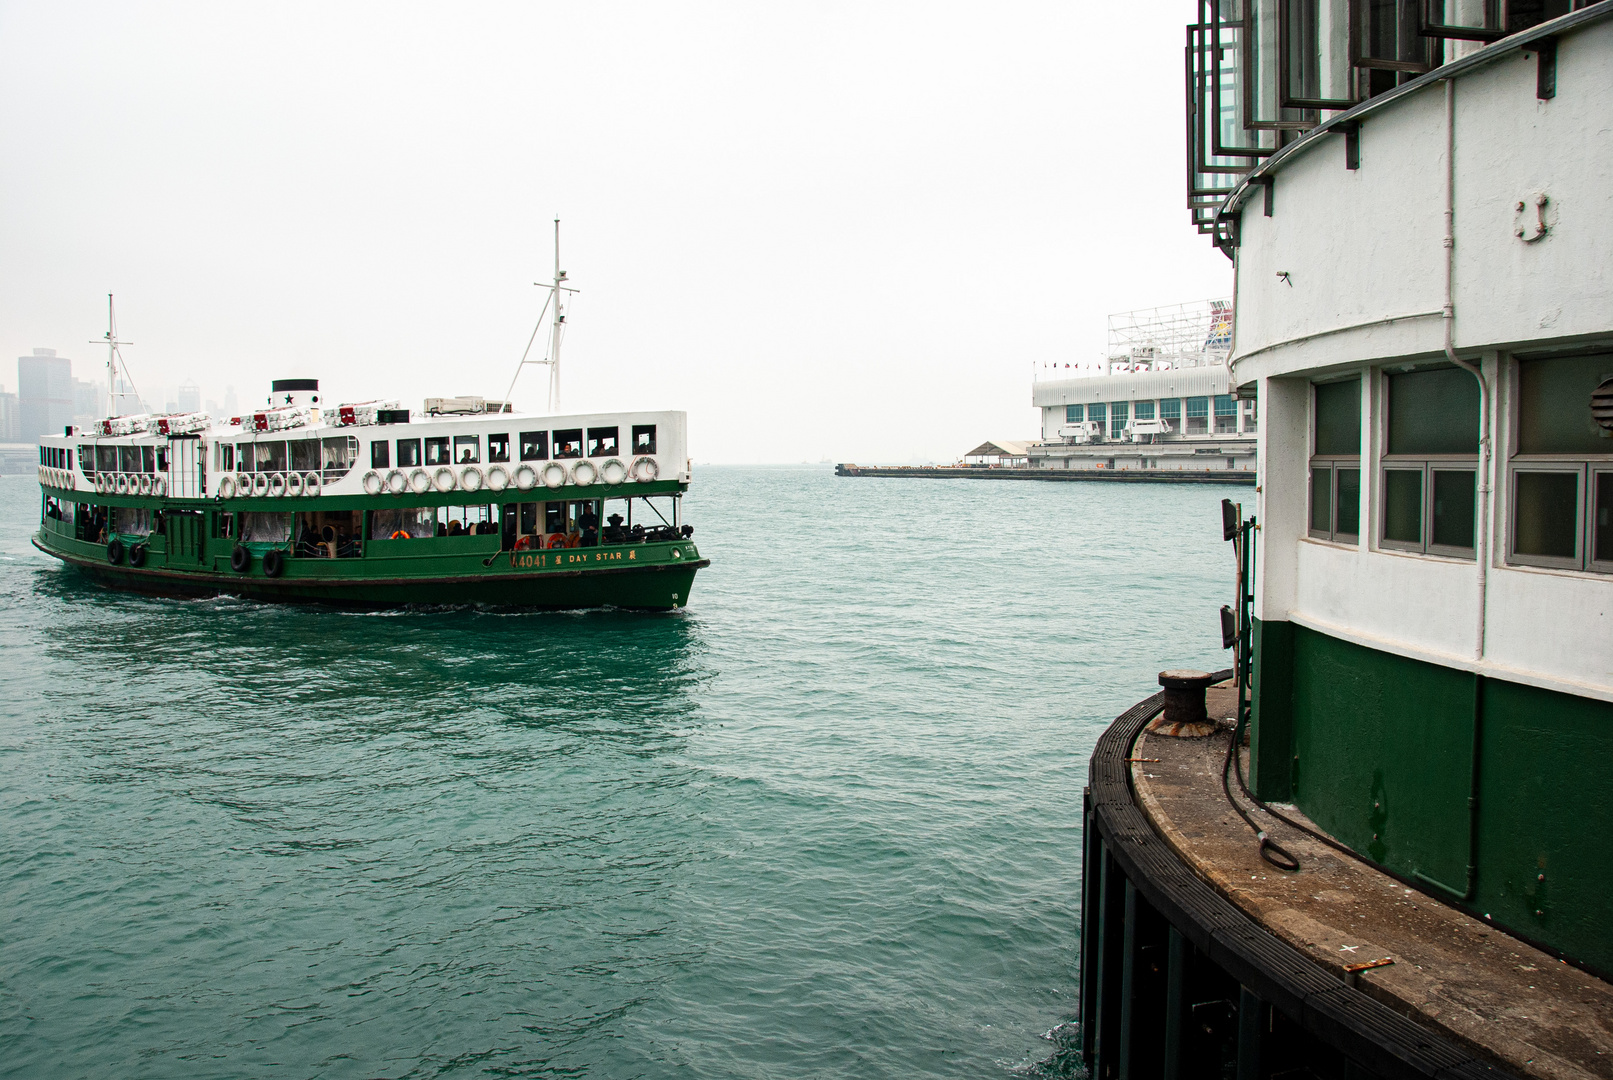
[1029,300,1257,473]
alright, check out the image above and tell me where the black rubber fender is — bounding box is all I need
[230,545,251,574]
[106,538,124,565]
[262,549,285,578]
[128,543,147,568]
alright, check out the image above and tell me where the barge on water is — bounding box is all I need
[32,383,706,609]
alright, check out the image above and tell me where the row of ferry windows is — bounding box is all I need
[1063,396,1244,435]
[1307,353,1613,573]
[42,446,72,469]
[214,437,359,474]
[368,425,656,470]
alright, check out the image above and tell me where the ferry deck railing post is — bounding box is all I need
[1163,927,1188,1080]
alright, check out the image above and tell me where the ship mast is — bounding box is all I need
[502,218,578,414]
[92,293,141,416]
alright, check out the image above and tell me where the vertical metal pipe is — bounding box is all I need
[1164,927,1188,1080]
[1118,881,1139,1079]
[1237,986,1263,1080]
[1080,795,1100,1068]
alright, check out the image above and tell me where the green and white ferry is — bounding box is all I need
[32,386,704,609]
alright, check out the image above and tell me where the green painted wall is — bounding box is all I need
[1251,621,1613,976]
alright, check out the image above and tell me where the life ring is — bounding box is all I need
[252,473,271,496]
[632,456,659,482]
[512,534,533,551]
[303,472,322,496]
[460,466,485,493]
[218,475,236,499]
[107,538,125,564]
[128,543,147,568]
[262,549,285,578]
[268,473,287,497]
[571,460,598,487]
[566,532,581,548]
[547,533,566,549]
[111,473,125,494]
[390,529,411,540]
[540,461,567,490]
[409,468,432,494]
[362,471,384,496]
[485,465,510,492]
[137,474,152,495]
[433,466,457,493]
[152,477,167,497]
[231,545,251,573]
[513,464,538,491]
[95,474,107,494]
[285,472,305,497]
[236,472,252,495]
[599,458,628,486]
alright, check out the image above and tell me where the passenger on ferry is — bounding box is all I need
[579,506,599,547]
[603,513,626,545]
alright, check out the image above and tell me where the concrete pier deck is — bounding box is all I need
[1131,697,1613,1080]
[834,464,1254,484]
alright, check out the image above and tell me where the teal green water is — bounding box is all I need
[0,467,1236,1078]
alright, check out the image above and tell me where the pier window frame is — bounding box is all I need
[1109,401,1129,441]
[1185,396,1210,435]
[1134,401,1156,421]
[1065,404,1083,424]
[519,431,549,461]
[1088,402,1107,438]
[1377,365,1479,560]
[1214,394,1238,434]
[1309,378,1363,546]
[1505,352,1613,574]
[1160,398,1181,429]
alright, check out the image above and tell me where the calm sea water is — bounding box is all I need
[0,466,1237,1079]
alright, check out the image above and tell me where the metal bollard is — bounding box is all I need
[1158,669,1214,726]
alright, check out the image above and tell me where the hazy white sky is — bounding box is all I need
[1,2,1227,463]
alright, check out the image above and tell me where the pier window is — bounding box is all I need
[424,437,451,466]
[1160,398,1181,429]
[488,433,510,463]
[1065,404,1083,424]
[1380,366,1478,558]
[1241,396,1259,434]
[397,438,422,468]
[519,431,549,461]
[1110,401,1129,440]
[1310,379,1362,544]
[1508,353,1613,572]
[371,441,390,469]
[631,425,657,455]
[453,435,480,464]
[1214,395,1237,434]
[1088,402,1107,436]
[1185,397,1209,435]
[1134,401,1156,421]
[587,427,619,457]
[554,429,584,458]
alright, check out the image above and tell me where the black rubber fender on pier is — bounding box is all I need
[262,549,285,578]
[230,546,251,574]
[128,543,147,568]
[106,538,124,565]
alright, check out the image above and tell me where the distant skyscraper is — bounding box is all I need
[18,349,73,440]
[178,381,201,413]
[0,386,19,441]
[71,377,103,430]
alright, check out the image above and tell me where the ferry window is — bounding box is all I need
[156,448,168,472]
[545,502,567,533]
[291,439,320,473]
[554,429,584,458]
[1109,401,1129,440]
[1507,353,1613,572]
[257,442,288,472]
[1064,404,1082,424]
[220,444,234,471]
[141,446,156,473]
[1593,471,1613,571]
[371,507,434,539]
[519,502,538,535]
[632,425,657,454]
[1309,380,1361,545]
[239,512,292,542]
[397,439,422,467]
[425,437,451,466]
[1214,395,1237,434]
[215,512,234,539]
[1382,368,1477,558]
[587,427,619,457]
[238,444,256,471]
[454,435,480,464]
[488,434,510,463]
[1185,397,1209,435]
[1160,399,1181,423]
[1134,401,1156,421]
[1517,354,1612,455]
[371,441,390,469]
[118,446,139,472]
[519,431,549,461]
[322,437,359,479]
[78,445,93,474]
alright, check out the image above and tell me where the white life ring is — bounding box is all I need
[303,471,322,496]
[409,468,432,494]
[285,472,305,497]
[513,464,537,491]
[571,460,598,487]
[362,471,384,496]
[153,476,167,497]
[387,470,409,495]
[137,474,152,495]
[236,472,252,495]
[218,474,236,498]
[94,473,106,494]
[485,465,509,492]
[433,465,457,493]
[113,473,127,494]
[250,473,269,496]
[632,456,660,482]
[599,458,628,486]
[460,466,485,493]
[268,473,287,497]
[540,461,567,490]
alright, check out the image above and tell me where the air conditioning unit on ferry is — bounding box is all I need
[151,412,211,436]
[423,396,512,416]
[98,415,149,437]
[336,400,400,427]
